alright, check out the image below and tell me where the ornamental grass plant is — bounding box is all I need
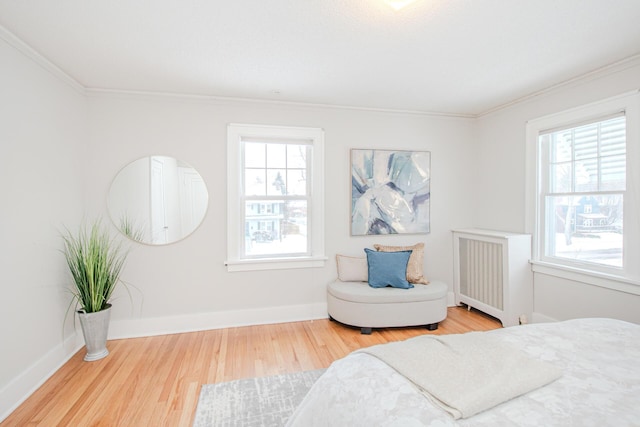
[62,220,128,313]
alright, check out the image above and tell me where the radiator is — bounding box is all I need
[458,238,504,310]
[453,229,532,327]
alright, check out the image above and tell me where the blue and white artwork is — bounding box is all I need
[351,149,430,236]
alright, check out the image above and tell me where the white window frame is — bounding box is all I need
[525,90,640,295]
[226,123,326,272]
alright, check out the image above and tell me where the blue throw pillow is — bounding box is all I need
[364,248,414,289]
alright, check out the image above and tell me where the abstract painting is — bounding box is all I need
[351,149,430,236]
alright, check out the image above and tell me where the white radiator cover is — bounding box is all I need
[453,229,532,327]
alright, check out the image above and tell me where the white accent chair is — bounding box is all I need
[327,280,448,334]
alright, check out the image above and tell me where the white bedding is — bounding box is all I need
[286,318,640,426]
[357,332,561,419]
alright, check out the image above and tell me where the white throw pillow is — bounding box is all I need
[336,254,368,282]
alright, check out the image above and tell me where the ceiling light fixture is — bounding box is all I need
[383,0,417,10]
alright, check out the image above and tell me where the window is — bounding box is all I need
[541,115,625,268]
[526,91,640,291]
[226,124,326,272]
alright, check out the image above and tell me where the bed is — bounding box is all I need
[286,318,640,426]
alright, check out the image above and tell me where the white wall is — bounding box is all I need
[474,57,640,323]
[85,93,476,337]
[0,35,86,419]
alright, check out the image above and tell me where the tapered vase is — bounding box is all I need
[77,304,112,361]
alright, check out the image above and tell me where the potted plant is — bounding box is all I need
[62,219,128,361]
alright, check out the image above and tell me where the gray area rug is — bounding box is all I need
[193,369,325,427]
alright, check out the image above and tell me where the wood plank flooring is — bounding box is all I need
[1,306,500,427]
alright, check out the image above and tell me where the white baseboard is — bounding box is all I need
[108,302,329,339]
[0,333,82,423]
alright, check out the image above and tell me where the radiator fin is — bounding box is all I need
[459,238,503,310]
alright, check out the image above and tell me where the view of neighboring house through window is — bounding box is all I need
[243,141,310,257]
[540,115,625,268]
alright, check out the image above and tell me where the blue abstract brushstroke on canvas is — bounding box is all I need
[351,149,430,235]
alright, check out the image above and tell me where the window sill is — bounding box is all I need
[225,256,328,272]
[530,260,640,296]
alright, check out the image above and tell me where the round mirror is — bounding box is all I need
[108,156,208,245]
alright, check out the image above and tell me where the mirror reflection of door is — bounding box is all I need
[108,156,209,245]
[179,167,208,236]
[150,157,168,244]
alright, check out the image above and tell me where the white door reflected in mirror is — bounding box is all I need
[108,156,208,245]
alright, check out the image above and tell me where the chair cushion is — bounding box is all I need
[328,280,447,304]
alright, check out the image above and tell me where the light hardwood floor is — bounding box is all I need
[2,306,500,427]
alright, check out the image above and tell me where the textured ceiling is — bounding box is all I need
[1,0,639,116]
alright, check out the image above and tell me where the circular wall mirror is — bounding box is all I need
[108,156,208,245]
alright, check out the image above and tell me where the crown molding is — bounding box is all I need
[0,24,85,95]
[478,53,640,117]
[85,87,475,119]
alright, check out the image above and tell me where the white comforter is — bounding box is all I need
[286,318,640,426]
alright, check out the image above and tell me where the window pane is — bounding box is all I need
[550,133,571,162]
[287,145,307,168]
[266,144,286,168]
[287,169,307,195]
[573,124,598,160]
[267,169,287,195]
[574,157,598,192]
[600,154,626,191]
[244,200,308,256]
[545,194,623,267]
[550,162,572,193]
[600,116,626,155]
[245,169,265,196]
[245,143,265,168]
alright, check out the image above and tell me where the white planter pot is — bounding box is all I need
[77,304,112,362]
